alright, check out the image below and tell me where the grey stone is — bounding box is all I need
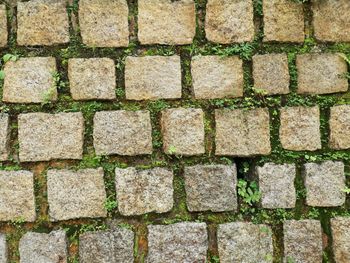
[329,105,350,150]
[0,5,7,47]
[79,228,134,263]
[18,112,84,162]
[279,106,321,151]
[191,56,243,99]
[3,57,57,103]
[184,165,237,212]
[218,222,273,263]
[125,56,182,100]
[147,222,208,263]
[0,234,7,263]
[115,167,173,216]
[0,114,10,161]
[138,0,196,45]
[93,110,152,156]
[215,108,271,156]
[283,220,322,263]
[47,168,107,221]
[303,161,345,207]
[331,217,350,263]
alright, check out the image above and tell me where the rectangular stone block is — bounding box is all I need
[0,5,7,47]
[0,234,6,263]
[0,114,9,161]
[18,112,84,162]
[331,217,350,263]
[329,105,350,150]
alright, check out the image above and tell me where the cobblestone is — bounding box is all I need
[0,234,6,263]
[329,105,350,150]
[0,5,7,47]
[0,114,9,161]
[331,217,350,263]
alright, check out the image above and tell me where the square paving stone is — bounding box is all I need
[329,105,350,150]
[263,0,304,43]
[79,228,134,263]
[68,58,116,101]
[47,168,107,221]
[312,0,350,42]
[191,56,243,99]
[283,220,322,263]
[17,0,69,46]
[252,53,290,95]
[296,53,348,94]
[18,112,84,162]
[138,0,196,45]
[147,222,208,263]
[256,163,296,209]
[0,170,35,222]
[19,230,67,263]
[93,110,152,156]
[218,222,273,263]
[3,57,57,103]
[79,0,129,47]
[215,108,271,156]
[0,234,7,263]
[161,108,205,156]
[184,165,237,212]
[331,217,350,263]
[115,167,173,216]
[125,56,182,100]
[0,5,7,47]
[279,106,321,151]
[0,114,9,161]
[303,161,345,207]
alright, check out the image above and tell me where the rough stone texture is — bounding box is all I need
[18,112,84,162]
[296,53,348,94]
[0,5,7,47]
[303,161,345,207]
[161,108,205,155]
[263,0,304,43]
[0,234,6,263]
[215,108,271,156]
[191,56,243,99]
[147,222,208,263]
[312,0,350,42]
[329,105,350,150]
[115,167,173,216]
[47,168,107,221]
[68,58,116,100]
[3,57,57,103]
[0,114,10,161]
[0,170,35,222]
[125,56,182,100]
[218,222,273,263]
[283,220,322,263]
[138,0,196,45]
[256,163,296,209]
[17,0,69,46]
[19,230,68,263]
[252,53,290,95]
[279,106,321,151]
[184,165,237,212]
[79,228,134,263]
[331,217,350,263]
[93,110,152,156]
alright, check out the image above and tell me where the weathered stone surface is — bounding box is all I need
[17,0,69,46]
[161,108,205,155]
[312,0,350,42]
[0,170,35,222]
[115,167,173,216]
[138,0,195,45]
[279,106,321,151]
[0,114,9,161]
[79,0,129,47]
[93,110,152,156]
[19,230,68,263]
[215,108,271,156]
[283,220,322,263]
[303,161,345,207]
[263,0,304,43]
[0,5,7,47]
[296,53,348,94]
[18,112,84,162]
[125,56,182,100]
[79,228,134,263]
[331,217,350,263]
[68,58,116,100]
[329,105,350,150]
[47,168,107,221]
[0,234,7,263]
[184,165,237,212]
[3,57,57,103]
[191,56,243,99]
[147,222,208,263]
[252,53,290,95]
[256,163,296,209]
[218,222,273,263]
